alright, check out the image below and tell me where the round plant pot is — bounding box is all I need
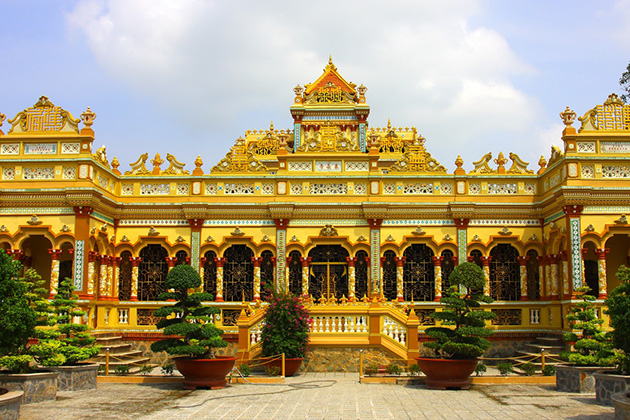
[265,357,304,377]
[415,357,478,390]
[174,356,236,390]
[0,387,23,419]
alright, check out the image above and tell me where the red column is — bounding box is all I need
[7,249,24,261]
[165,257,177,269]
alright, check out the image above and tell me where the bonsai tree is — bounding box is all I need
[560,286,613,366]
[424,262,496,359]
[260,290,310,359]
[29,277,100,366]
[0,250,38,373]
[150,264,227,358]
[605,265,630,374]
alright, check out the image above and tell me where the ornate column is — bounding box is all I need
[73,206,93,297]
[111,257,121,300]
[87,251,98,299]
[48,249,63,298]
[394,256,405,302]
[199,257,207,292]
[581,249,589,292]
[346,257,357,301]
[300,257,311,297]
[188,218,204,273]
[595,248,610,298]
[548,254,559,300]
[367,219,382,297]
[252,257,262,301]
[98,255,109,300]
[454,219,469,269]
[7,249,24,261]
[432,256,444,302]
[274,219,289,293]
[481,256,492,296]
[537,255,547,299]
[559,251,570,298]
[564,205,584,296]
[215,257,226,302]
[517,255,528,301]
[130,257,141,301]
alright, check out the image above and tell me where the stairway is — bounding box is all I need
[511,336,565,373]
[89,332,152,374]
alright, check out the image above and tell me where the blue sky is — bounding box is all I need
[1,0,629,172]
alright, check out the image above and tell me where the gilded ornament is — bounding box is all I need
[507,153,533,174]
[27,215,42,226]
[61,225,70,233]
[110,235,115,242]
[411,227,425,236]
[100,223,108,232]
[290,235,299,242]
[90,227,96,234]
[538,155,547,174]
[0,225,7,232]
[357,235,367,242]
[193,156,204,175]
[494,152,508,174]
[231,227,244,236]
[151,153,164,175]
[205,236,214,243]
[148,226,160,236]
[0,112,5,136]
[80,106,97,127]
[472,235,481,241]
[454,155,465,175]
[212,137,268,173]
[470,152,494,174]
[111,157,121,175]
[615,215,628,224]
[585,224,595,232]
[385,235,395,242]
[578,107,598,132]
[559,106,576,126]
[389,136,446,173]
[548,146,563,166]
[92,145,110,168]
[175,235,186,243]
[319,225,338,237]
[444,234,452,241]
[8,96,80,134]
[604,93,624,106]
[261,235,270,242]
[121,235,130,242]
[498,227,512,236]
[125,153,151,175]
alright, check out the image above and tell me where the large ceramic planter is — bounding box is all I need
[556,364,617,393]
[0,387,22,420]
[175,356,236,390]
[415,357,478,390]
[265,357,303,377]
[594,371,630,406]
[0,371,58,404]
[45,363,99,391]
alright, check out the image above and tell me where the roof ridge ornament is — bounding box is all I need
[125,153,150,175]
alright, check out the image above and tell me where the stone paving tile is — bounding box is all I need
[19,373,615,420]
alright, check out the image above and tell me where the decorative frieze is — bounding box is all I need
[524,183,536,194]
[62,166,76,180]
[600,141,630,153]
[383,182,396,194]
[440,183,453,194]
[549,172,561,187]
[261,183,274,195]
[403,183,433,194]
[118,219,188,226]
[121,184,133,195]
[353,183,367,195]
[309,183,348,195]
[24,143,57,155]
[290,183,303,195]
[176,183,189,195]
[581,165,594,178]
[1,144,19,155]
[487,183,517,195]
[315,161,342,172]
[577,142,596,153]
[97,174,108,189]
[288,161,312,171]
[468,183,481,194]
[23,167,54,180]
[345,161,369,171]
[602,165,630,178]
[205,183,218,195]
[224,183,254,195]
[61,142,80,154]
[140,183,170,195]
[2,167,15,180]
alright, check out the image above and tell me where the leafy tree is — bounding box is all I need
[605,265,630,373]
[150,264,227,358]
[621,61,630,103]
[29,277,99,366]
[0,250,37,372]
[424,262,496,359]
[560,286,613,366]
[261,290,310,359]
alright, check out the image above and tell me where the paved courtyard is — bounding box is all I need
[20,373,613,420]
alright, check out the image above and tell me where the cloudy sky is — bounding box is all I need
[1,0,629,172]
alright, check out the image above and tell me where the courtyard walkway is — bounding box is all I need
[20,372,613,420]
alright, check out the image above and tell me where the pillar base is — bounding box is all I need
[433,296,441,302]
[130,296,139,302]
[519,296,528,301]
[215,296,224,302]
[598,293,608,299]
[549,295,560,301]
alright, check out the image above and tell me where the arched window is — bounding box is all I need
[138,245,168,301]
[118,251,132,301]
[355,250,369,300]
[489,244,520,301]
[441,250,455,294]
[288,251,302,295]
[175,250,188,266]
[203,251,217,296]
[260,250,274,300]
[382,251,397,301]
[403,244,435,301]
[223,245,254,302]
[308,245,349,300]
[526,250,540,301]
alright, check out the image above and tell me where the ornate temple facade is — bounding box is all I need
[1,60,630,365]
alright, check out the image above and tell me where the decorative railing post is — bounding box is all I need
[595,248,610,298]
[346,256,357,301]
[395,256,405,302]
[406,309,420,364]
[431,256,443,302]
[517,255,528,301]
[48,249,63,298]
[215,257,226,302]
[130,257,141,302]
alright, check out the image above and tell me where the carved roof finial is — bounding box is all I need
[559,106,576,126]
[538,155,547,174]
[454,155,465,175]
[193,155,204,175]
[151,153,164,175]
[81,106,97,128]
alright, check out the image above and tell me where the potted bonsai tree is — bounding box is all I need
[556,286,614,393]
[416,262,496,389]
[596,265,630,406]
[150,264,234,389]
[260,290,310,376]
[0,250,58,405]
[29,277,100,391]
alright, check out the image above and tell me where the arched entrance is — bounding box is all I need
[403,244,435,301]
[605,234,630,292]
[21,235,52,290]
[223,245,254,302]
[308,245,349,300]
[138,245,168,301]
[489,244,520,301]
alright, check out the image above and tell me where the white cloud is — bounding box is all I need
[66,0,545,169]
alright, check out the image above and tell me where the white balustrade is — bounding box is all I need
[250,321,265,346]
[382,316,406,346]
[309,315,368,334]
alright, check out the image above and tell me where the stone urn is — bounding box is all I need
[415,357,478,390]
[175,356,236,390]
[556,364,617,393]
[594,371,630,406]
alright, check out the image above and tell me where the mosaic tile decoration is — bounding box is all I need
[570,217,582,290]
[74,240,84,290]
[191,231,200,272]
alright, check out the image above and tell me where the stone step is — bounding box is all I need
[526,344,564,352]
[536,337,564,345]
[95,349,144,359]
[98,343,133,353]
